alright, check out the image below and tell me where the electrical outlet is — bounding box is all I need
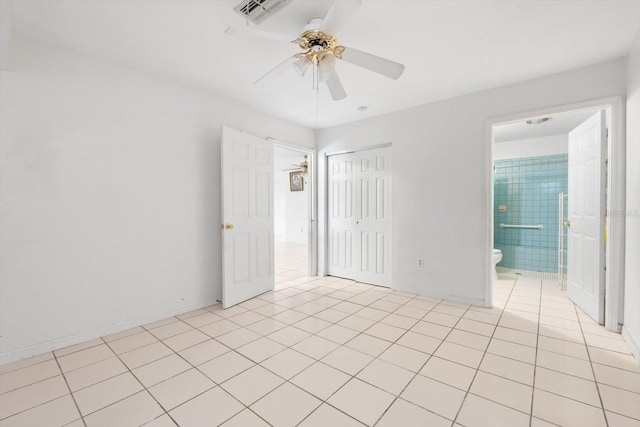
[417,258,424,267]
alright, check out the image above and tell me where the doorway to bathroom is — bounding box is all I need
[488,97,625,331]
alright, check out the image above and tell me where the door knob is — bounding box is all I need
[563,220,571,228]
[224,223,234,230]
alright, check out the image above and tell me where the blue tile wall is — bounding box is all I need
[494,154,568,272]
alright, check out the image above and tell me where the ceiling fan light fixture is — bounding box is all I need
[293,56,312,76]
[318,54,336,82]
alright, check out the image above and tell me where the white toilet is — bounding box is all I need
[492,249,503,282]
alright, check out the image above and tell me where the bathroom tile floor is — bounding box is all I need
[1,273,639,427]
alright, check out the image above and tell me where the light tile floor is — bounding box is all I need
[1,272,639,426]
[275,238,309,282]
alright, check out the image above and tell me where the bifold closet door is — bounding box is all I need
[327,147,391,286]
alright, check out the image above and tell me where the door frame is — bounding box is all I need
[323,143,393,284]
[485,96,625,332]
[270,138,318,276]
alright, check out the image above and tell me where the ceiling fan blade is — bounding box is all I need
[253,55,296,86]
[340,46,405,79]
[320,0,362,35]
[225,26,295,43]
[325,69,347,101]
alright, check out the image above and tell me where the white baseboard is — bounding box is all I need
[0,298,219,366]
[390,285,487,308]
[422,291,487,307]
[622,326,640,365]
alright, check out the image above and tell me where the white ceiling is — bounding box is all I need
[7,0,640,129]
[493,108,600,143]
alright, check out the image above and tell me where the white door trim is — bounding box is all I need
[325,142,394,158]
[486,96,625,332]
[270,138,318,276]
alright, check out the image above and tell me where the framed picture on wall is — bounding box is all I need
[290,171,304,191]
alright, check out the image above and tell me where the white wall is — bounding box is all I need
[493,134,567,160]
[318,59,626,306]
[273,147,309,243]
[623,30,640,360]
[0,38,315,364]
[285,174,308,244]
[274,170,308,244]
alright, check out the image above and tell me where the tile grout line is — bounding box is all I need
[529,277,543,427]
[573,302,610,427]
[292,287,452,427]
[277,283,414,424]
[259,279,397,427]
[0,278,487,426]
[451,275,520,426]
[0,358,65,397]
[133,278,386,427]
[100,334,193,427]
[248,280,432,426]
[52,349,87,427]
[98,317,217,423]
[144,312,296,427]
[3,273,635,426]
[370,305,476,427]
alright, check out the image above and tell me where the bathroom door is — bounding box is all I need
[327,147,391,286]
[221,126,274,308]
[567,111,606,324]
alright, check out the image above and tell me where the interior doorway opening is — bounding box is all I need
[274,146,311,282]
[488,98,624,332]
[492,108,604,280]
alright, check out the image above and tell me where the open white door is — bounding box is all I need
[222,127,274,308]
[567,111,606,324]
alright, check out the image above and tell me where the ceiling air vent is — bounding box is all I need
[234,0,292,25]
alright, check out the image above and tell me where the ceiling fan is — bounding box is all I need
[225,0,405,101]
[281,156,309,174]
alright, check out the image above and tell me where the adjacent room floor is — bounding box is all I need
[1,272,639,427]
[275,239,309,282]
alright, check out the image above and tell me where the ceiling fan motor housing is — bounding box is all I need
[303,17,324,32]
[297,28,341,66]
